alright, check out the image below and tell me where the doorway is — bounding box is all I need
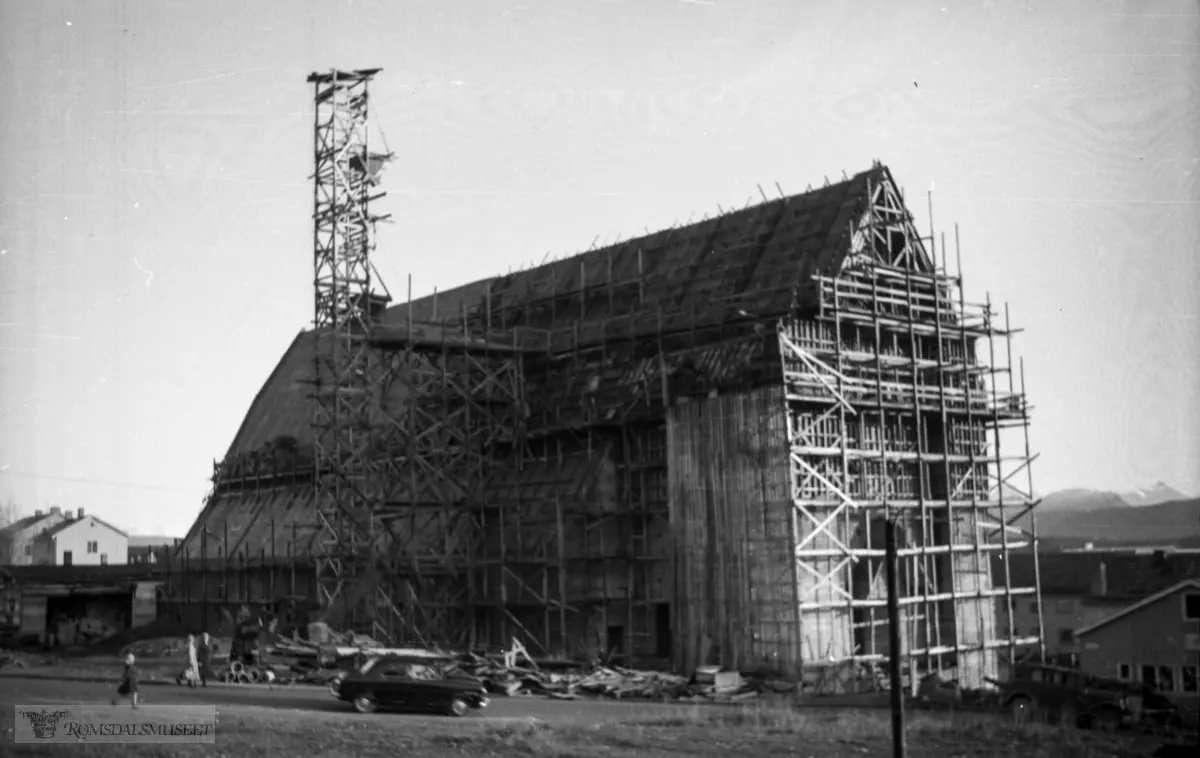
[655,604,671,658]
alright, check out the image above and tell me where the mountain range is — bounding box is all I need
[1115,481,1187,507]
[1022,482,1200,548]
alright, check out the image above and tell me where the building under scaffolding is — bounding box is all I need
[172,71,1043,691]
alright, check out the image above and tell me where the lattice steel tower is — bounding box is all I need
[308,68,394,638]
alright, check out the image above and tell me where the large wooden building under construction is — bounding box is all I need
[172,70,1043,690]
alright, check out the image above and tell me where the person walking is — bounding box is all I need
[175,635,199,687]
[196,632,213,687]
[111,652,140,708]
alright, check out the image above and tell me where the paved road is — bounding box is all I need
[0,675,720,728]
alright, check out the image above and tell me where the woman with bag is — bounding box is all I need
[175,635,200,688]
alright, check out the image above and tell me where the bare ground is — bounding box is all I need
[7,700,1167,757]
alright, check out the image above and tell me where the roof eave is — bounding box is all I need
[1074,578,1200,638]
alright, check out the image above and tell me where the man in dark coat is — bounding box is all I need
[196,632,213,687]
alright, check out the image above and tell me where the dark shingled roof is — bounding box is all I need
[482,166,893,338]
[180,164,930,559]
[0,513,52,534]
[220,164,902,462]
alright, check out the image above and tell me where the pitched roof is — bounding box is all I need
[992,550,1200,598]
[36,515,129,541]
[0,513,63,538]
[218,164,909,463]
[482,166,896,340]
[1074,579,1200,637]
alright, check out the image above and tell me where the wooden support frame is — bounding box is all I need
[179,157,1042,680]
[775,175,1041,687]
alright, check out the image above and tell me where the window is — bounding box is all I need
[1184,593,1200,621]
[409,664,437,680]
[1058,629,1075,644]
[1142,665,1177,692]
[87,541,98,554]
[1158,666,1176,692]
[23,544,31,556]
[1117,663,1132,681]
[1183,666,1198,693]
[62,551,73,566]
[1141,665,1157,688]
[100,554,108,565]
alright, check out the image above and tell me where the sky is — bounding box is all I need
[0,0,1197,537]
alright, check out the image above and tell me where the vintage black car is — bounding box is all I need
[1001,663,1135,730]
[329,655,490,717]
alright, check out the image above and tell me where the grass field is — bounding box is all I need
[7,700,1162,757]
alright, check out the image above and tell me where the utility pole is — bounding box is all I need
[884,516,907,758]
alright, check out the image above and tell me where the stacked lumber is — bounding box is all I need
[451,655,771,703]
[257,631,777,703]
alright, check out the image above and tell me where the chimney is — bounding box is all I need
[1090,562,1108,597]
[49,506,61,517]
[77,508,85,520]
[35,509,43,518]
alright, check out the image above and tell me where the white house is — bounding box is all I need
[0,508,70,565]
[31,511,129,566]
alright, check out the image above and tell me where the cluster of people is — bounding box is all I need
[108,614,267,706]
[175,632,215,688]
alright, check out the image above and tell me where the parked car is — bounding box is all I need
[1000,663,1135,730]
[330,655,490,717]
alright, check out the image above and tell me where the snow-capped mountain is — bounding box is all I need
[1118,481,1187,507]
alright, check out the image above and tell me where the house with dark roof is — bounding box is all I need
[0,507,69,565]
[992,550,1200,661]
[30,511,129,566]
[1075,579,1200,715]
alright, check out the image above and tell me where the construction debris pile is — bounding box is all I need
[462,659,767,703]
[0,651,42,669]
[252,634,770,702]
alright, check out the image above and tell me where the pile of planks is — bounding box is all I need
[259,632,777,703]
[454,655,765,703]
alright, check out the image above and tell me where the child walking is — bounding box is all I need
[111,652,140,708]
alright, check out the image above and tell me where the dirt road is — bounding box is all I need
[0,673,721,725]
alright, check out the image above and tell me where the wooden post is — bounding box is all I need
[201,529,209,633]
[290,524,297,596]
[270,519,277,598]
[223,522,229,605]
[885,518,907,758]
[183,544,191,627]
